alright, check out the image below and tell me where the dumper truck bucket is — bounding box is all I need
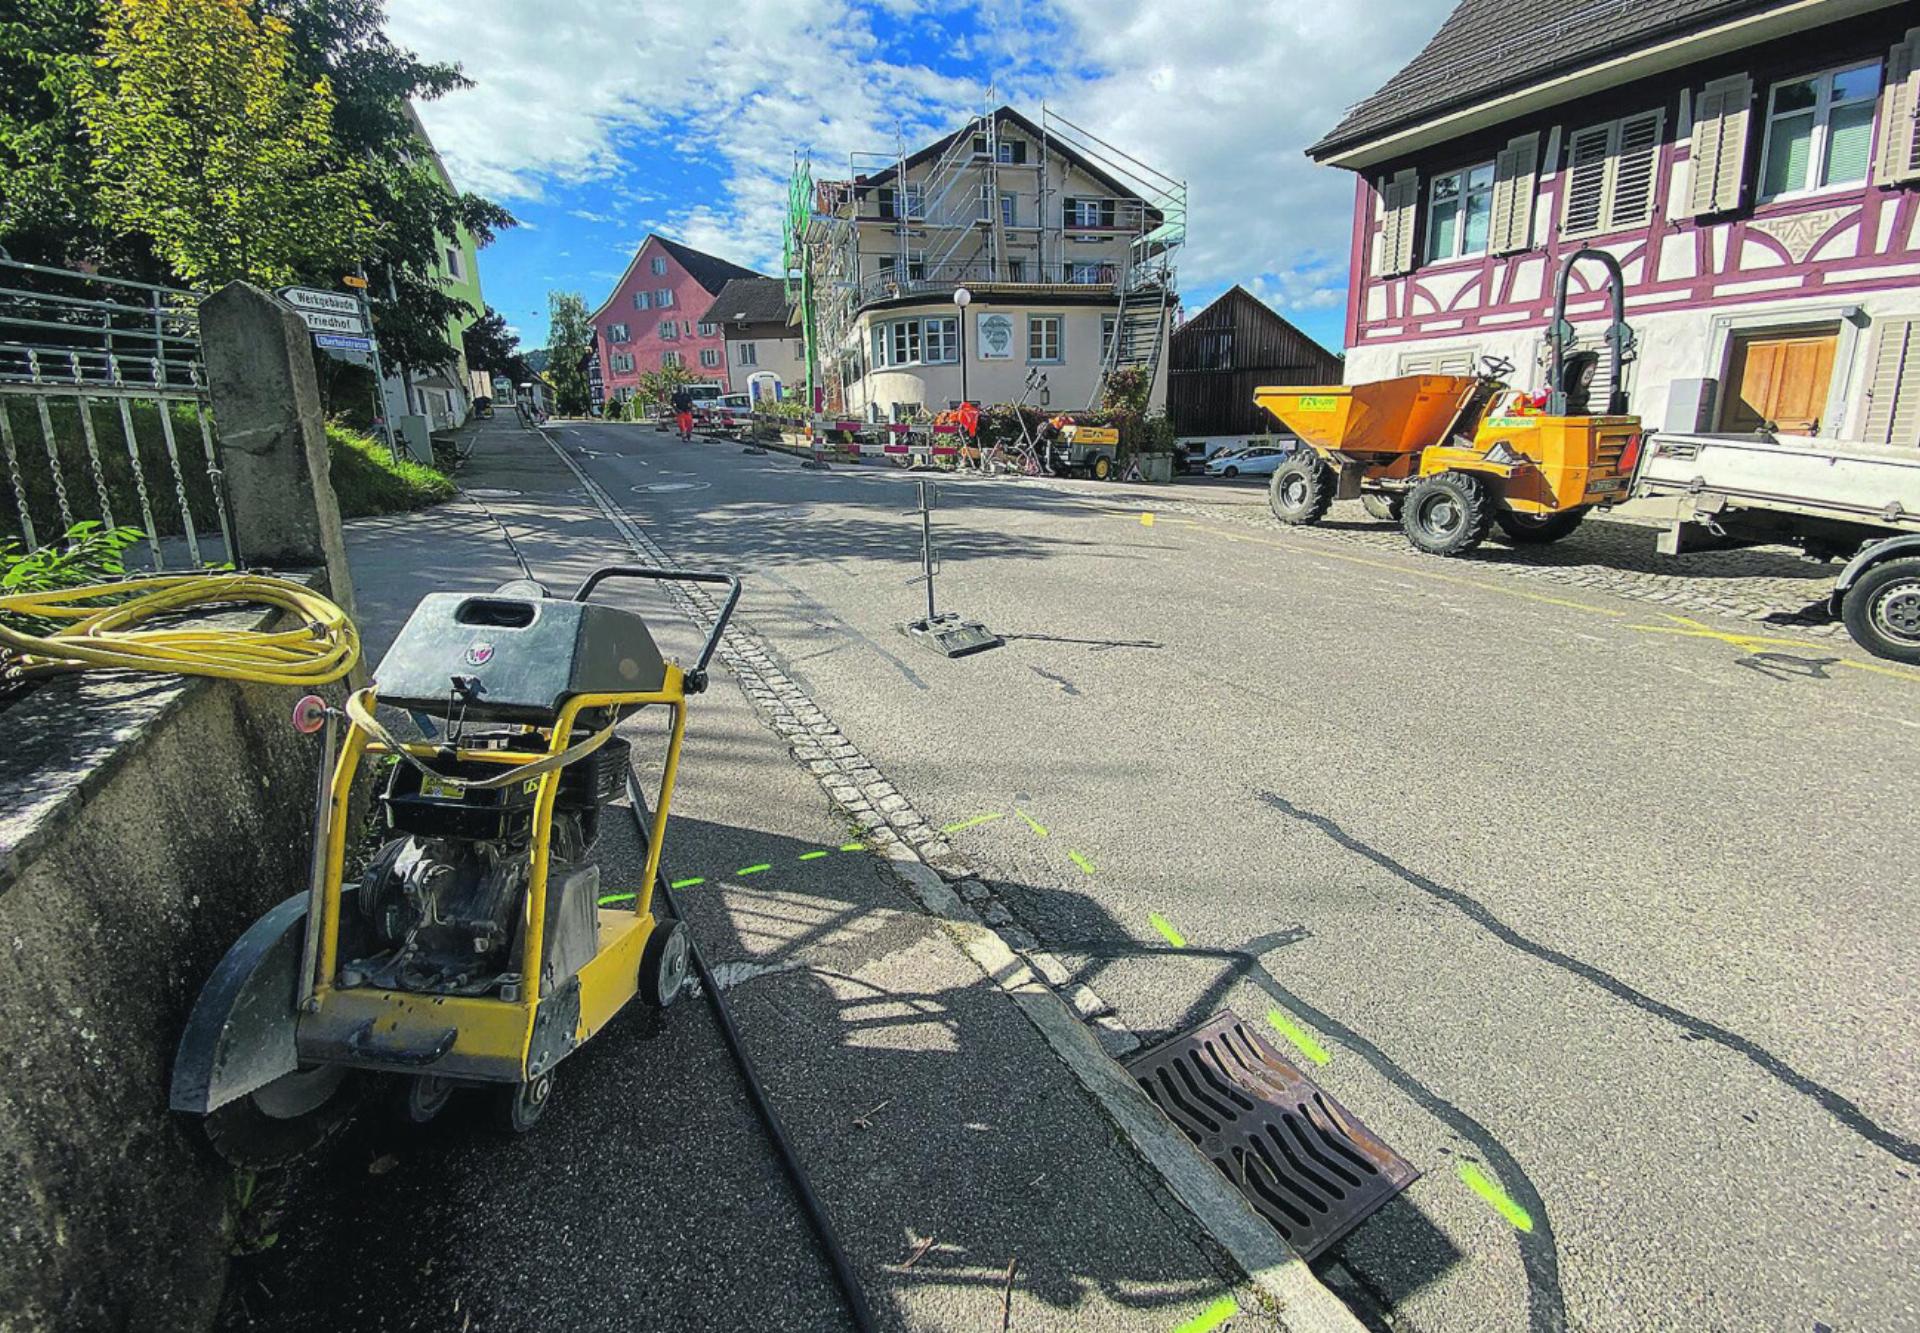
[1254,375,1477,460]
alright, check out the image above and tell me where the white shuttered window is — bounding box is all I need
[1689,74,1754,214]
[1874,28,1920,186]
[1863,319,1920,448]
[1560,110,1663,238]
[1375,169,1419,277]
[1489,133,1541,254]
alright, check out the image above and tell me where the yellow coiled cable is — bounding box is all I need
[0,573,359,685]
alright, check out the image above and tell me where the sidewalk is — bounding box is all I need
[220,418,1308,1333]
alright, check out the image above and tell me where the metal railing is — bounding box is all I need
[843,258,1172,311]
[0,258,232,564]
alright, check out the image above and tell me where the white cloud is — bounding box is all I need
[385,0,1450,345]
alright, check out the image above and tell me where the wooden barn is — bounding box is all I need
[1168,287,1342,440]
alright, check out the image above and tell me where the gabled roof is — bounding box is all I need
[1171,285,1338,360]
[859,105,1153,210]
[1310,0,1801,162]
[699,277,792,328]
[589,234,767,321]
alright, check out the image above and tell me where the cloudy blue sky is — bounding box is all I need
[388,0,1451,353]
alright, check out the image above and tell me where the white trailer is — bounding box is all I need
[1631,430,1920,664]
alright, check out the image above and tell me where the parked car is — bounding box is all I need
[1206,444,1294,478]
[696,392,752,434]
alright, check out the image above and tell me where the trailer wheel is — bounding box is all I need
[1840,556,1920,665]
[1360,492,1403,524]
[640,919,691,1009]
[1091,454,1114,481]
[1402,472,1494,556]
[1495,507,1590,545]
[1268,455,1333,525]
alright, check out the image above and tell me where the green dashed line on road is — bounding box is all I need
[1265,1009,1331,1065]
[941,812,1006,833]
[1068,850,1097,876]
[1173,1296,1236,1333]
[670,877,706,889]
[597,891,637,906]
[1015,808,1049,837]
[737,863,771,877]
[799,850,831,861]
[1457,1160,1534,1232]
[841,841,866,851]
[1149,912,1187,949]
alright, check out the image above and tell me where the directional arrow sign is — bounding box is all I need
[295,309,368,336]
[279,285,363,319]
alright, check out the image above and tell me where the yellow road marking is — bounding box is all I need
[670,877,705,889]
[1149,912,1187,949]
[1015,808,1049,837]
[799,850,831,861]
[941,812,1006,833]
[1173,1296,1236,1333]
[1140,512,1155,527]
[1457,1160,1534,1232]
[1838,657,1920,683]
[1068,850,1096,876]
[1626,613,1920,684]
[597,891,637,906]
[1266,1009,1331,1065]
[841,841,866,851]
[737,863,771,876]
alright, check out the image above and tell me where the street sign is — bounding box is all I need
[279,286,362,318]
[314,333,373,352]
[293,309,368,336]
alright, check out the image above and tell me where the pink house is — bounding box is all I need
[590,234,764,408]
[1312,0,1920,446]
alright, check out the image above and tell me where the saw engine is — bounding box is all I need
[344,728,630,997]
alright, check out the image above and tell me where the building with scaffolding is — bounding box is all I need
[786,106,1186,421]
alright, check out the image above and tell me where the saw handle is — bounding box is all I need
[346,1021,457,1067]
[569,565,741,694]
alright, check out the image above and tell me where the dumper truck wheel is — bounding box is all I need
[1402,472,1494,556]
[1361,493,1403,523]
[1841,556,1920,665]
[1268,455,1333,525]
[1495,508,1589,545]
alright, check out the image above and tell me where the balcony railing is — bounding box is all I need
[845,259,1170,312]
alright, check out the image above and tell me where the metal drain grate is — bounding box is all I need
[1127,1010,1418,1260]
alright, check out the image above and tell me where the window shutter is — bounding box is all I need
[1561,124,1611,236]
[1689,74,1752,215]
[1874,28,1920,186]
[1490,133,1540,253]
[1863,319,1920,447]
[1609,111,1663,229]
[1376,169,1418,276]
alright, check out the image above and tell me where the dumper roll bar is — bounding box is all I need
[1549,247,1637,417]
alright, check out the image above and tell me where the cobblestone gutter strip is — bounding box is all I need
[535,427,1364,1333]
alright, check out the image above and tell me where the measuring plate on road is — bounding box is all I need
[632,482,711,494]
[1128,1010,1418,1259]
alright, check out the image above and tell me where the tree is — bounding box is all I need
[544,291,594,417]
[462,304,527,381]
[0,1,115,268]
[75,0,375,289]
[636,363,697,412]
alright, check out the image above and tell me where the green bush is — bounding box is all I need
[0,520,145,634]
[326,422,453,518]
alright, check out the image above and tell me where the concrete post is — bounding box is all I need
[200,281,357,623]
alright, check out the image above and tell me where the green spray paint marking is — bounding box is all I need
[670,877,706,889]
[1457,1160,1534,1232]
[1173,1296,1237,1333]
[597,891,638,906]
[1015,808,1049,837]
[737,863,771,877]
[799,850,831,861]
[840,841,865,852]
[941,812,1006,834]
[1265,1009,1331,1065]
[1067,850,1096,876]
[1148,912,1187,949]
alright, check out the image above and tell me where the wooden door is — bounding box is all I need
[1723,331,1837,434]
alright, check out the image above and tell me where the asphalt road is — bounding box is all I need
[548,419,1920,1333]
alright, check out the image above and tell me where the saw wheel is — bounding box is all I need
[204,1065,360,1169]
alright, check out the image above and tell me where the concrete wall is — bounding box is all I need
[0,618,345,1331]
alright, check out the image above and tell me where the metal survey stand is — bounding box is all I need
[902,479,1001,658]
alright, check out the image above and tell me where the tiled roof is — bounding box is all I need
[1310,0,1791,159]
[652,235,765,294]
[699,277,791,328]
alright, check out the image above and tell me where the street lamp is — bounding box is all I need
[953,287,972,407]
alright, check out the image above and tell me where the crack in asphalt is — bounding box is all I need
[1255,790,1920,1169]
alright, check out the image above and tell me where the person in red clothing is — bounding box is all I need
[958,399,980,439]
[670,385,694,441]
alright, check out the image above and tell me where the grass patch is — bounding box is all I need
[327,422,453,519]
